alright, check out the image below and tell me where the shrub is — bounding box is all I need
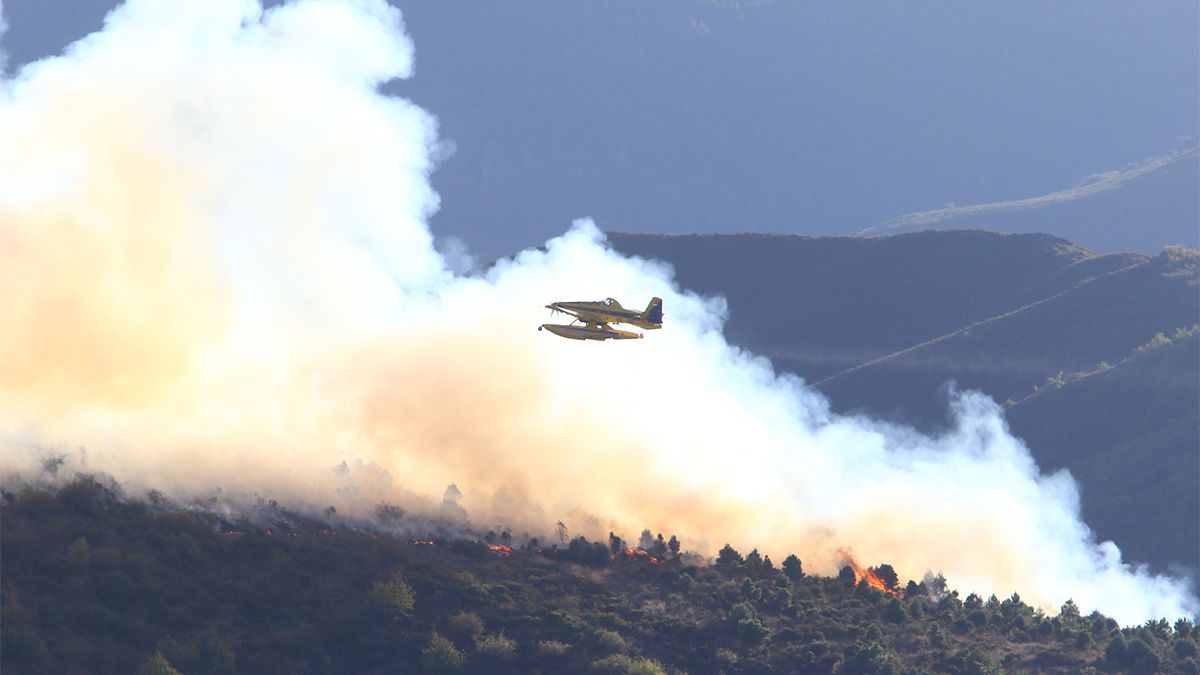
[68,536,91,570]
[445,611,484,642]
[156,630,236,675]
[421,633,464,674]
[839,641,899,674]
[737,615,770,643]
[370,570,415,620]
[536,640,570,657]
[137,652,183,675]
[928,621,947,647]
[594,628,628,653]
[474,632,516,660]
[591,654,668,675]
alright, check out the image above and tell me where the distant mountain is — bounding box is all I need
[608,230,1199,580]
[867,151,1199,254]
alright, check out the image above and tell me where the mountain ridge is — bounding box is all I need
[607,229,1199,580]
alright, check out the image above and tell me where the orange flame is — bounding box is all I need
[622,547,661,564]
[837,548,902,598]
[408,539,436,545]
[488,544,512,556]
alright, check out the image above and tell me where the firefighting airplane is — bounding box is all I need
[539,297,663,341]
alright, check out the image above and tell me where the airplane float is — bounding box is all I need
[539,297,663,341]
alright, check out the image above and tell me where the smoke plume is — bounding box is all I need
[0,0,1194,625]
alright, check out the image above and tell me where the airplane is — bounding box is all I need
[539,296,663,341]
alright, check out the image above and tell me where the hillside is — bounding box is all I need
[868,151,1200,254]
[4,479,1198,674]
[607,231,1199,579]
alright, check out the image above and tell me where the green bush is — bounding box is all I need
[536,640,570,657]
[594,628,628,653]
[445,611,484,642]
[137,652,183,675]
[370,570,415,620]
[474,632,516,660]
[591,654,669,675]
[421,633,464,674]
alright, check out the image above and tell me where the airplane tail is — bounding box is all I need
[641,297,663,327]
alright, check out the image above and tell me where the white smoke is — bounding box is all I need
[0,0,1194,625]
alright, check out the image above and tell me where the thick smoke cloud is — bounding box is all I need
[0,0,1194,624]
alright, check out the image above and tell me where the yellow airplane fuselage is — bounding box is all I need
[539,297,663,341]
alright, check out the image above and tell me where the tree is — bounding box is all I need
[923,571,948,598]
[374,503,404,524]
[1176,638,1199,659]
[883,598,907,623]
[565,536,610,566]
[609,532,624,557]
[638,529,655,550]
[653,533,668,557]
[716,544,743,567]
[730,602,768,643]
[745,548,763,571]
[838,565,857,588]
[667,535,680,557]
[782,554,803,581]
[740,577,762,601]
[871,563,899,592]
[1060,598,1081,621]
[556,521,568,546]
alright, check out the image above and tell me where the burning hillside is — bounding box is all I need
[0,0,1195,624]
[6,480,1199,674]
[839,548,903,599]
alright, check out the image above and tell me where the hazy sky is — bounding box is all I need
[4,0,1198,260]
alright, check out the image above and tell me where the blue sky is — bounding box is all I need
[4,0,1197,259]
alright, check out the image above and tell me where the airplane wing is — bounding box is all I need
[550,306,606,325]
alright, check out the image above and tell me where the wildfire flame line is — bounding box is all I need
[621,547,661,564]
[838,548,903,599]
